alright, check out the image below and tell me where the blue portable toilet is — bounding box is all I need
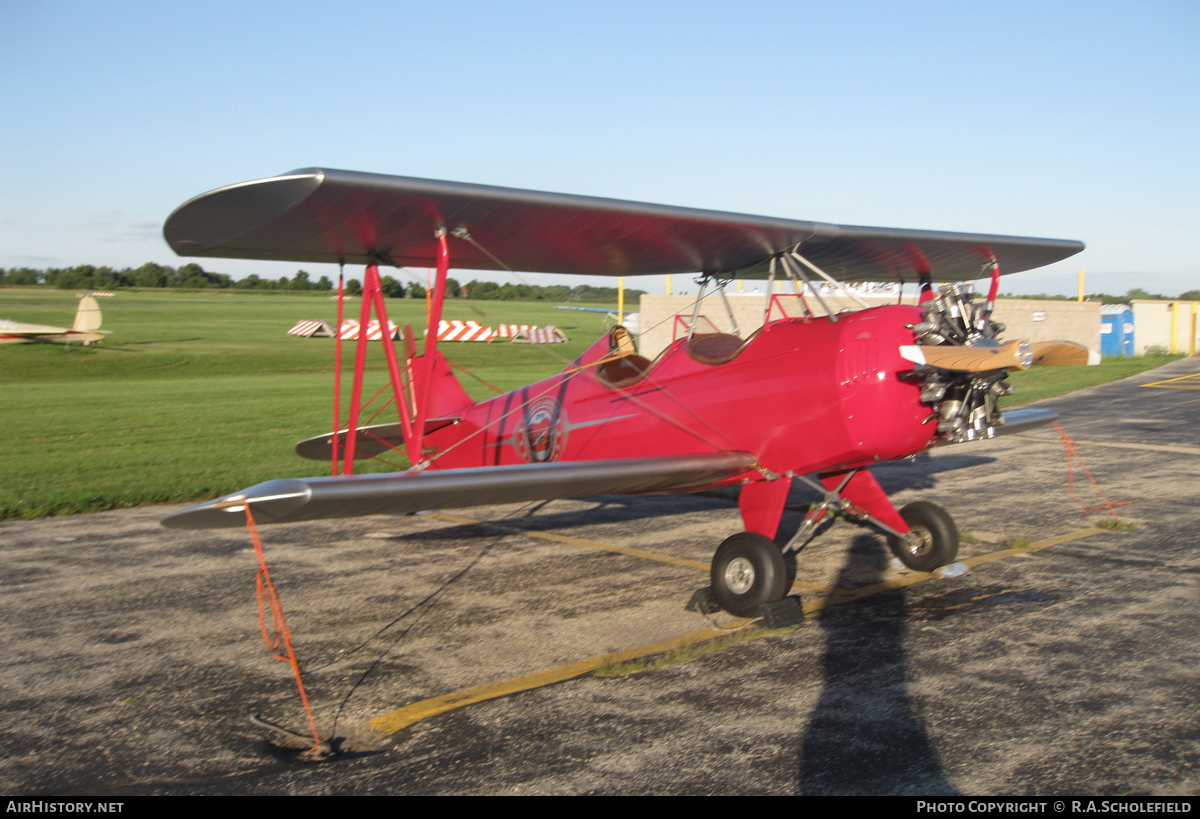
[1100,305,1135,356]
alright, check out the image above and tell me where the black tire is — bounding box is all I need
[710,532,787,617]
[886,501,959,572]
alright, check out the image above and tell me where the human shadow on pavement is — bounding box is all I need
[797,534,958,795]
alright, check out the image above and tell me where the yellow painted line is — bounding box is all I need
[1140,373,1200,390]
[789,580,840,593]
[965,527,1105,562]
[361,526,1108,737]
[801,570,939,610]
[799,527,1105,615]
[367,621,752,736]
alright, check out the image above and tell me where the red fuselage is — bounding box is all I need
[424,305,934,483]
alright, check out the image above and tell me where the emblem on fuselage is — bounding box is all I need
[514,396,568,463]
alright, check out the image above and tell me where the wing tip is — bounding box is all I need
[163,171,324,258]
[160,478,312,529]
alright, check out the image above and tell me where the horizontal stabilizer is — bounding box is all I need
[161,452,758,530]
[295,418,460,461]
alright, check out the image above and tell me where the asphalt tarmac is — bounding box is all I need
[2,357,1199,795]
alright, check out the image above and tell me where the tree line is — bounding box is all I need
[0,263,644,302]
[0,263,332,292]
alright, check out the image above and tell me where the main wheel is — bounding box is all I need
[886,501,959,572]
[710,532,787,617]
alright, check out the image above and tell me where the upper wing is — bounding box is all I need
[161,452,758,529]
[164,168,1083,282]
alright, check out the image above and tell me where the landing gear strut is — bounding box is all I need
[711,470,962,617]
[782,470,959,573]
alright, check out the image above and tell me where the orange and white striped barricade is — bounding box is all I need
[339,320,399,340]
[287,320,335,337]
[499,324,568,344]
[437,320,496,342]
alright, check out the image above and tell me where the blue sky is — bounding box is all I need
[1,0,1196,296]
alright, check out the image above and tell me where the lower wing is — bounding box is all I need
[161,452,757,529]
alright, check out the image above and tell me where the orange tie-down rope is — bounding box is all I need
[244,505,323,756]
[1053,420,1131,521]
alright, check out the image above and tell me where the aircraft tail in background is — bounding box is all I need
[72,296,103,333]
[0,296,107,345]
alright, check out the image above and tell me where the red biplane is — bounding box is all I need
[161,169,1088,616]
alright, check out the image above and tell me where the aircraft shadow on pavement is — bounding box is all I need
[389,494,739,542]
[389,453,995,551]
[798,534,958,795]
[371,449,1000,627]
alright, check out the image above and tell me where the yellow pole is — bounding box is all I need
[737,279,743,293]
[1170,302,1178,354]
[1191,302,1197,356]
[665,274,671,296]
[618,276,625,325]
[1077,268,1085,302]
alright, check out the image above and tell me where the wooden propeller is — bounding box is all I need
[1028,340,1092,367]
[900,340,1034,372]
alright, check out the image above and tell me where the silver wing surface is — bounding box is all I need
[165,168,1083,281]
[161,452,758,530]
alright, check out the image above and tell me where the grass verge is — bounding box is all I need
[1095,518,1138,530]
[1002,353,1182,406]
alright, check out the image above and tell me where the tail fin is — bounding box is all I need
[72,297,102,332]
[409,350,475,421]
[293,349,474,463]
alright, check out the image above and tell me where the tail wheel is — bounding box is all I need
[886,501,959,572]
[710,532,787,617]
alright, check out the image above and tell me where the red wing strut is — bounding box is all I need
[161,452,758,530]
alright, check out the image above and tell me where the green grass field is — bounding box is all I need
[0,287,1181,519]
[1003,354,1181,406]
[0,289,611,519]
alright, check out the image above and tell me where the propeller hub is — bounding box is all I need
[1016,340,1033,369]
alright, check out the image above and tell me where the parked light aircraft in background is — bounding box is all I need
[0,296,106,345]
[160,169,1088,616]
